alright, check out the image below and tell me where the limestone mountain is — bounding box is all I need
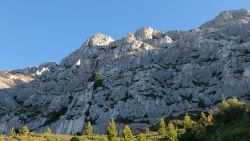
[1,9,250,135]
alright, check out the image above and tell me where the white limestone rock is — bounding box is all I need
[1,9,250,135]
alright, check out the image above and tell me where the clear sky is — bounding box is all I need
[0,0,250,70]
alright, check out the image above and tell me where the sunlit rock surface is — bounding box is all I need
[1,9,250,135]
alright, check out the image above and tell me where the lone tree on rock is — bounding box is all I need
[122,125,135,141]
[84,121,93,136]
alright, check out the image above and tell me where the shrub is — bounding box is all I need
[89,72,104,89]
[179,122,204,141]
[179,114,206,141]
[89,72,102,82]
[215,97,248,123]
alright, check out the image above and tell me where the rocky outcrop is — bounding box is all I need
[1,9,250,135]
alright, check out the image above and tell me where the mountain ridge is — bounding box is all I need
[1,9,250,135]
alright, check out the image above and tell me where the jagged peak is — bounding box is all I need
[87,33,114,47]
[216,9,250,20]
[134,26,164,40]
[200,9,250,29]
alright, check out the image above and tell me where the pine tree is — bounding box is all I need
[45,128,52,135]
[21,126,29,136]
[9,128,16,137]
[84,121,93,136]
[137,133,146,141]
[183,114,192,129]
[158,118,167,136]
[107,119,119,141]
[199,112,213,126]
[122,125,135,141]
[166,122,178,141]
[207,112,213,125]
[199,112,207,125]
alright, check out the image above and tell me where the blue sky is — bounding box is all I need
[0,0,250,70]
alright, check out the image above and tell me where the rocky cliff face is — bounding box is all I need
[1,9,250,135]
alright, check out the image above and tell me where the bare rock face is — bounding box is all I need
[61,34,114,67]
[1,9,250,135]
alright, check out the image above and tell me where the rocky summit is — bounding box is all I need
[1,9,250,135]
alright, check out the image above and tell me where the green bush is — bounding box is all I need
[215,97,248,123]
[89,72,102,82]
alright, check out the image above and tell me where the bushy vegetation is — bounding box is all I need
[179,97,250,141]
[215,97,248,123]
[2,97,250,141]
[89,72,104,89]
